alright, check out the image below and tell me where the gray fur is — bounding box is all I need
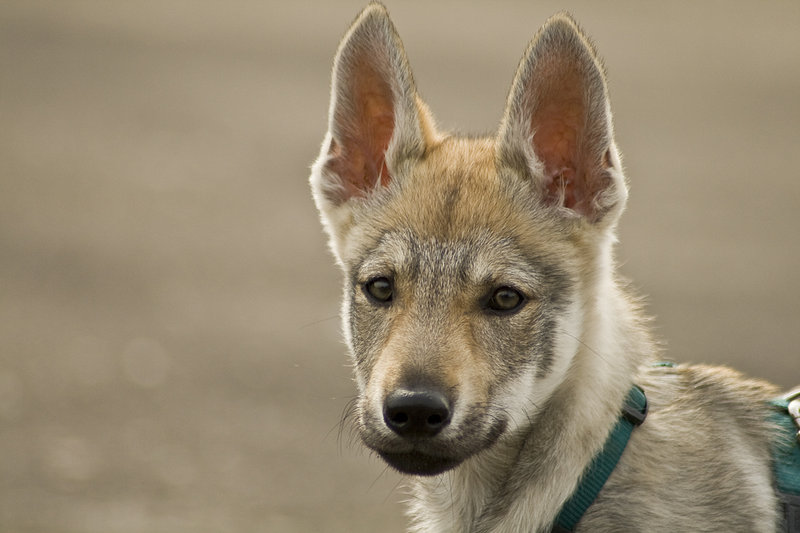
[311,4,789,532]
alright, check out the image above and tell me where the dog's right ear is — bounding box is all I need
[311,3,435,261]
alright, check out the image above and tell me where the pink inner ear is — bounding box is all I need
[500,17,619,222]
[325,61,396,202]
[357,90,394,190]
[532,101,592,214]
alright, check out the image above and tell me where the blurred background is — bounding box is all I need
[1,1,798,531]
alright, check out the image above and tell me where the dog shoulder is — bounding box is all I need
[580,363,781,531]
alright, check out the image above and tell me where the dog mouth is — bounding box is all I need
[363,417,508,476]
[377,450,462,476]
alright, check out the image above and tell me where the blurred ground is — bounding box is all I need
[0,1,798,531]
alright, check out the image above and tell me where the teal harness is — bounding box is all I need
[770,389,800,532]
[551,382,800,533]
[551,385,648,533]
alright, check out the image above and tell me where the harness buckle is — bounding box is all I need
[621,386,648,427]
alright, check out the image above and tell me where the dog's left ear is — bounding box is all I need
[497,13,627,225]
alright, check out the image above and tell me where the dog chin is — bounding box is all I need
[378,450,463,476]
[365,417,509,476]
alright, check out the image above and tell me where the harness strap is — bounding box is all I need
[552,385,647,533]
[550,376,800,533]
[770,388,800,533]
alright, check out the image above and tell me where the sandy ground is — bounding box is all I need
[1,1,798,531]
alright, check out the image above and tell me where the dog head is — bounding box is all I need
[310,3,626,475]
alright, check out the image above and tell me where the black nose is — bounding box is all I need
[383,389,451,437]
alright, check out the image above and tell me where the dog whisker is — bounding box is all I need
[557,328,610,364]
[298,314,340,330]
[325,396,359,455]
[382,476,405,504]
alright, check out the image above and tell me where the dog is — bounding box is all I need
[310,3,797,531]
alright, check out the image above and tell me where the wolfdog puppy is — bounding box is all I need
[310,3,793,531]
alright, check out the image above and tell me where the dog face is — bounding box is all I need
[341,141,584,475]
[311,4,626,475]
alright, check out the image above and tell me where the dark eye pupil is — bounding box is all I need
[488,287,522,311]
[366,278,393,302]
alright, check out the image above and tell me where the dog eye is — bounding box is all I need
[486,286,524,313]
[364,277,393,303]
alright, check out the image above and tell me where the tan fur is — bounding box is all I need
[311,4,789,532]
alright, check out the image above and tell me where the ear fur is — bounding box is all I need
[311,3,430,206]
[497,13,627,225]
[310,2,437,262]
